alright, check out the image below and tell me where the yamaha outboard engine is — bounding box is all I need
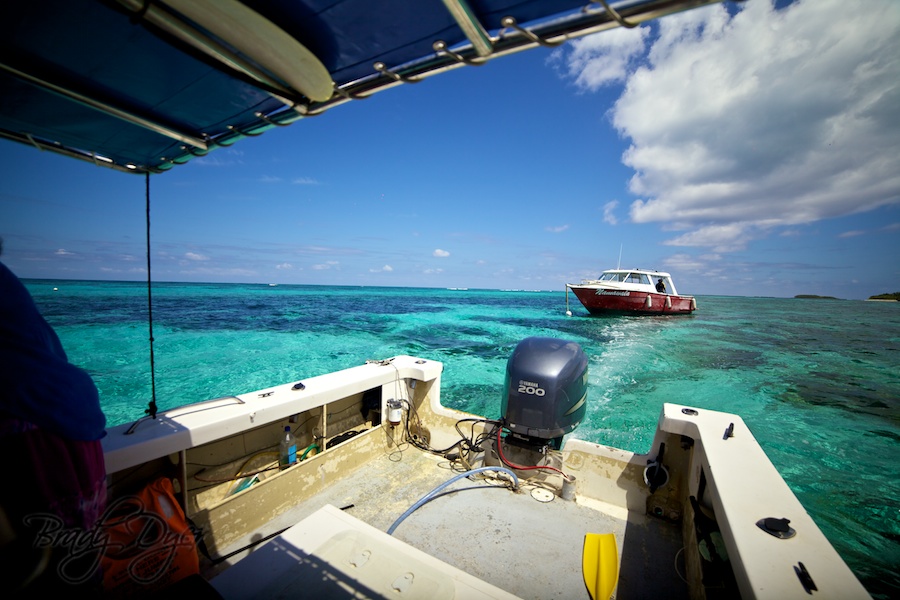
[500,337,588,450]
[485,337,587,497]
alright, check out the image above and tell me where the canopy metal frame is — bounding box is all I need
[0,0,724,174]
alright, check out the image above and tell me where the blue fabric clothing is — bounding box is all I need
[0,261,106,441]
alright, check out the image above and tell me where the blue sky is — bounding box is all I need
[2,0,898,299]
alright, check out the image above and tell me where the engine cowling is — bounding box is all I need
[501,337,588,448]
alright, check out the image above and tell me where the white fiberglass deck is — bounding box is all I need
[207,442,686,600]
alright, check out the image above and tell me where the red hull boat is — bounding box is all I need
[567,269,696,316]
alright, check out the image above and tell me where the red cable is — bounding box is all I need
[496,427,571,481]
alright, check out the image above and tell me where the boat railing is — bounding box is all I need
[102,356,442,475]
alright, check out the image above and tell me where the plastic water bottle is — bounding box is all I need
[279,425,297,469]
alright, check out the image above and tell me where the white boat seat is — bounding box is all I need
[210,504,517,599]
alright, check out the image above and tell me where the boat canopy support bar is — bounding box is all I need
[500,16,565,48]
[306,0,726,117]
[441,0,494,57]
[2,0,725,174]
[592,0,640,29]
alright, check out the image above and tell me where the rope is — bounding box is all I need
[144,172,158,420]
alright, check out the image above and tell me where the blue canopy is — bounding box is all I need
[0,0,721,174]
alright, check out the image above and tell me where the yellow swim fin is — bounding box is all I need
[583,533,619,600]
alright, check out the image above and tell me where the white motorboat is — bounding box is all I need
[567,268,697,316]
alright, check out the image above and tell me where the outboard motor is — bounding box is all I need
[500,337,588,450]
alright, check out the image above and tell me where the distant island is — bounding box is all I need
[868,292,900,301]
[794,293,900,301]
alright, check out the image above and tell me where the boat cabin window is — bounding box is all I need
[599,272,654,285]
[600,272,631,282]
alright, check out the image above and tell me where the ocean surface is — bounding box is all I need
[23,280,900,598]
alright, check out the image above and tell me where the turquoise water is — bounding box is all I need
[24,280,900,598]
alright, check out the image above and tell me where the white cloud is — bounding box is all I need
[602,201,619,225]
[561,0,900,251]
[193,155,242,167]
[275,262,293,270]
[369,265,393,272]
[663,252,718,272]
[546,225,569,233]
[54,248,74,256]
[551,25,649,90]
[424,268,444,274]
[185,252,209,261]
[838,230,865,238]
[663,222,756,253]
[312,261,340,270]
[292,177,320,185]
[433,249,450,257]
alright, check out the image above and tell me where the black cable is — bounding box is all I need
[328,429,361,446]
[198,524,292,565]
[399,399,498,460]
[144,171,158,420]
[401,399,461,454]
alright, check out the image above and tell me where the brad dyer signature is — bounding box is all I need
[24,493,199,585]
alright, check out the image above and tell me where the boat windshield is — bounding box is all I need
[599,272,652,284]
